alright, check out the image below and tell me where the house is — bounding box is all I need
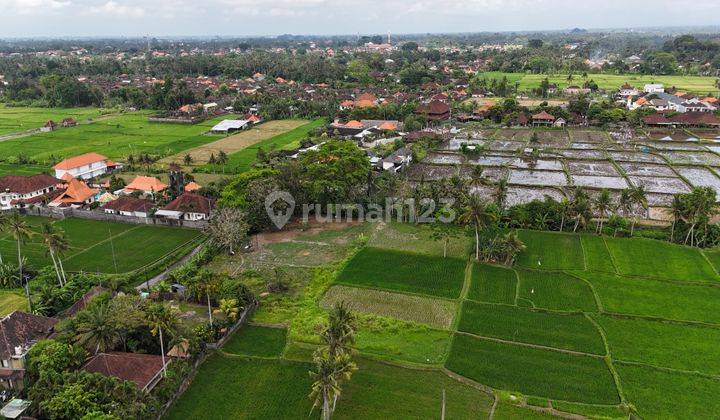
[53,152,115,180]
[123,176,167,197]
[82,352,166,392]
[564,86,591,95]
[382,147,412,173]
[40,120,57,132]
[532,111,556,126]
[49,178,98,208]
[618,83,639,97]
[61,118,78,127]
[354,92,378,108]
[102,196,154,218]
[644,84,665,94]
[328,120,366,137]
[415,100,451,121]
[643,112,720,127]
[0,174,63,210]
[0,311,58,391]
[553,117,567,128]
[155,192,213,221]
[184,181,201,192]
[210,119,250,134]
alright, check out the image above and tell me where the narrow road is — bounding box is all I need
[135,244,204,291]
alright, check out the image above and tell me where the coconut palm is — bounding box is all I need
[74,303,121,354]
[669,195,685,242]
[309,350,357,420]
[40,223,70,287]
[558,198,571,232]
[630,186,648,236]
[322,302,356,357]
[145,302,178,377]
[594,189,612,234]
[189,270,220,325]
[459,195,498,261]
[494,179,508,209]
[7,213,33,311]
[500,231,526,265]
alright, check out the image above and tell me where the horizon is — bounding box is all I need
[4,0,720,38]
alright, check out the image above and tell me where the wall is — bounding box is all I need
[18,206,207,229]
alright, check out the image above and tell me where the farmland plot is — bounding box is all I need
[627,176,690,194]
[515,230,585,270]
[676,167,720,198]
[659,151,720,166]
[571,175,628,189]
[426,152,465,165]
[505,186,565,206]
[516,270,598,312]
[618,162,676,177]
[508,170,568,187]
[467,263,517,304]
[607,151,666,164]
[566,161,618,176]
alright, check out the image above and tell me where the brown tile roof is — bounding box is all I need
[416,100,451,116]
[53,152,109,170]
[0,174,60,194]
[82,352,165,390]
[532,111,556,121]
[62,286,107,318]
[162,192,213,215]
[101,196,153,213]
[0,311,58,360]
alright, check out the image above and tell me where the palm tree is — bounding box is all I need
[459,195,497,261]
[40,223,70,287]
[217,150,228,174]
[572,199,592,232]
[594,189,612,234]
[74,303,121,354]
[145,302,178,377]
[558,198,571,232]
[500,231,526,265]
[191,271,219,325]
[494,179,508,209]
[669,195,685,242]
[630,186,648,236]
[183,154,193,166]
[323,302,356,357]
[7,213,33,311]
[309,350,357,420]
[619,189,633,224]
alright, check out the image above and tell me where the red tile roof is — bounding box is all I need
[53,153,109,170]
[0,311,58,360]
[162,192,213,215]
[82,352,165,390]
[532,111,556,121]
[102,196,154,213]
[0,174,60,194]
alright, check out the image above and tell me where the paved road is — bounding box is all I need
[135,244,204,291]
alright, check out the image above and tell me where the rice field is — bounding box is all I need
[0,106,106,136]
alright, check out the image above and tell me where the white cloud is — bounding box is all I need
[86,1,145,18]
[6,0,72,15]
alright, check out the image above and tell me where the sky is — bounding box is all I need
[2,0,720,38]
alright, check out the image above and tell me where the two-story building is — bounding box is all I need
[0,311,58,391]
[53,152,116,180]
[0,174,62,210]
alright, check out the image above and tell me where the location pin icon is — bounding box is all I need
[265,191,295,230]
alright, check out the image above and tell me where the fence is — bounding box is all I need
[19,207,207,229]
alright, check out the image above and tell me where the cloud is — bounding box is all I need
[86,1,146,18]
[6,0,72,15]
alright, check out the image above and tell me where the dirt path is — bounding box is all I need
[159,119,308,165]
[135,244,205,291]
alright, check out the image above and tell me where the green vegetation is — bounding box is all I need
[202,118,325,173]
[0,290,28,316]
[458,301,605,354]
[0,216,202,273]
[515,230,585,270]
[467,263,517,304]
[336,247,466,299]
[616,363,720,419]
[0,106,105,136]
[321,285,457,329]
[368,222,471,259]
[222,325,287,357]
[0,112,229,163]
[596,315,720,375]
[516,270,597,312]
[446,334,619,404]
[354,319,451,364]
[579,235,617,273]
[604,237,717,282]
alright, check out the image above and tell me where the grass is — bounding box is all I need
[516,270,598,312]
[333,357,493,419]
[222,325,287,357]
[616,363,720,419]
[493,403,557,419]
[354,318,452,364]
[445,334,619,404]
[595,315,720,375]
[574,271,720,324]
[165,355,314,419]
[515,230,585,271]
[368,222,471,259]
[604,237,717,283]
[457,301,606,354]
[467,263,517,305]
[200,118,325,173]
[476,71,720,94]
[0,216,202,274]
[336,247,466,299]
[0,112,230,163]
[0,290,28,316]
[0,106,106,136]
[0,163,47,177]
[579,235,617,273]
[321,285,457,329]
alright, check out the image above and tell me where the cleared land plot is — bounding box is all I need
[165,355,313,419]
[467,263,517,304]
[596,315,720,375]
[162,119,308,164]
[336,247,466,298]
[579,235,616,273]
[574,271,720,324]
[0,290,28,316]
[0,106,105,135]
[426,152,465,165]
[321,285,456,329]
[660,151,720,166]
[506,186,565,207]
[0,216,202,273]
[560,149,607,160]
[604,237,717,283]
[334,358,493,419]
[569,131,609,143]
[515,230,585,270]
[618,162,676,177]
[201,118,325,173]
[222,325,287,357]
[508,170,568,187]
[627,175,690,194]
[517,270,598,312]
[676,167,720,199]
[446,334,619,404]
[458,301,606,354]
[566,161,618,176]
[0,113,231,163]
[571,175,628,189]
[368,222,470,259]
[608,151,665,164]
[616,363,720,419]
